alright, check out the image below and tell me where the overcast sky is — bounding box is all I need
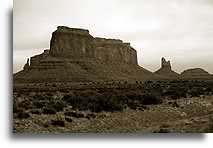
[14,0,213,74]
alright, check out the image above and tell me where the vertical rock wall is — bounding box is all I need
[49,26,94,58]
[49,26,138,65]
[93,38,137,64]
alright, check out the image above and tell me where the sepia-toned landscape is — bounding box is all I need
[13,26,213,133]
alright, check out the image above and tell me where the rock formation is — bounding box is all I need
[14,26,155,83]
[23,58,30,70]
[161,57,171,70]
[181,68,213,79]
[154,57,179,78]
[49,26,137,65]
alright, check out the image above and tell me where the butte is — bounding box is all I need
[14,26,157,83]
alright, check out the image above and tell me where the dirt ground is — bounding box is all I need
[13,96,213,133]
[13,80,213,133]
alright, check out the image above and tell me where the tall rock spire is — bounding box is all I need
[154,57,179,78]
[161,57,171,70]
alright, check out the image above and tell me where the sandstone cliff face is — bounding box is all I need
[14,26,154,83]
[92,37,137,65]
[49,26,137,65]
[50,26,94,58]
[154,57,179,78]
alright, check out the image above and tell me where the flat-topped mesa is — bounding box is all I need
[14,26,156,83]
[49,26,138,65]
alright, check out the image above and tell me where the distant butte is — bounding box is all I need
[14,26,155,83]
[181,68,213,79]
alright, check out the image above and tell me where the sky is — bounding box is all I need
[14,0,213,74]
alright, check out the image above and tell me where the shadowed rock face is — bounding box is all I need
[14,26,155,83]
[154,57,179,78]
